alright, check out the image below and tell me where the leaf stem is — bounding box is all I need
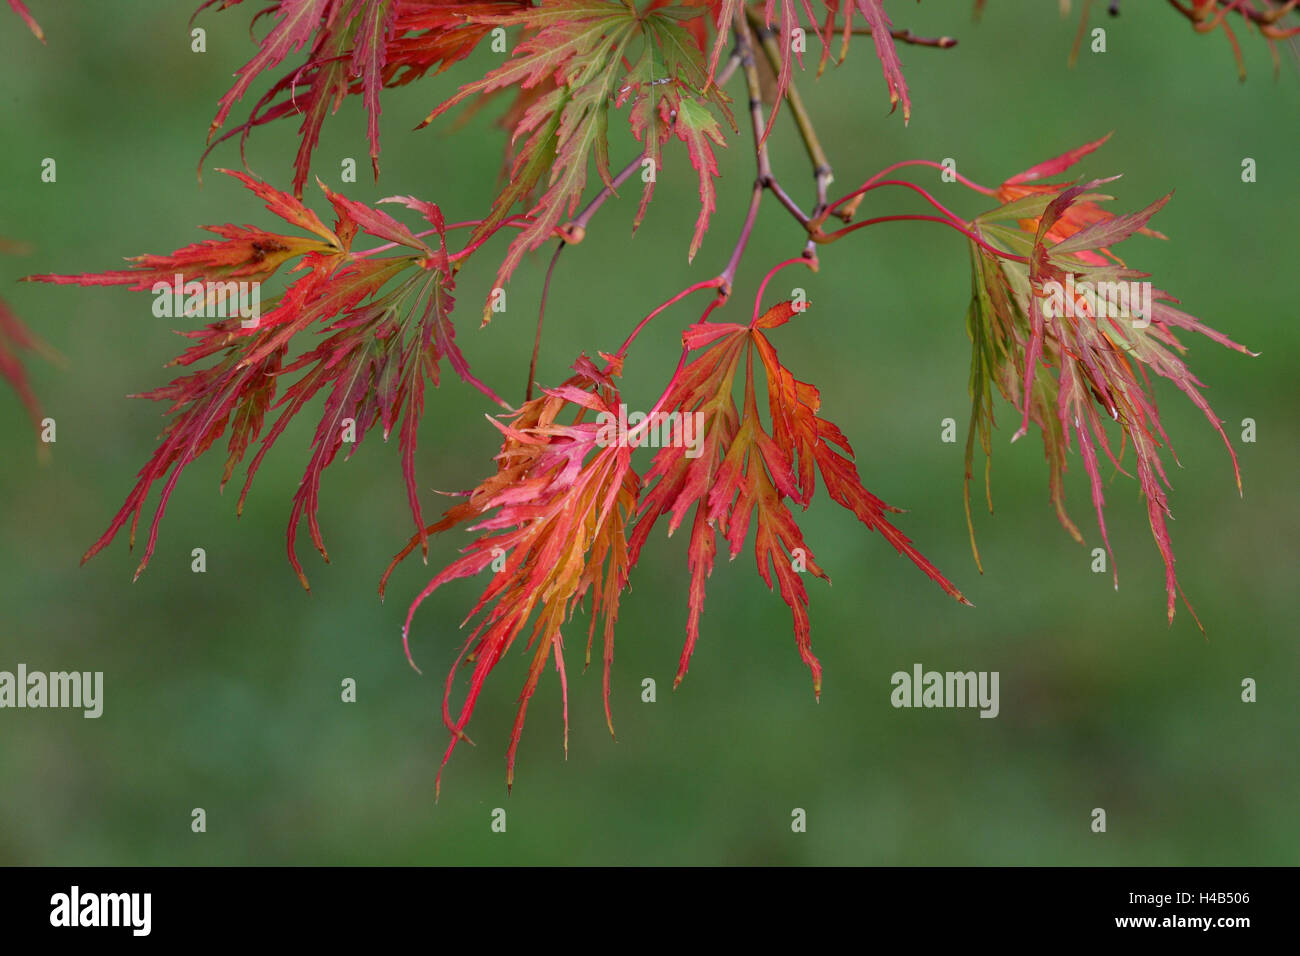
[614,278,722,359]
[526,242,566,401]
[752,256,814,325]
[719,180,764,295]
[832,159,996,222]
[817,214,1029,264]
[833,178,970,226]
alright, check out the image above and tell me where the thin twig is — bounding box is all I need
[715,49,743,86]
[824,25,959,48]
[561,155,644,242]
[746,9,836,219]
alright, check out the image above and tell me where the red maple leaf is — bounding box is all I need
[386,353,638,794]
[963,139,1254,625]
[631,301,968,695]
[26,172,504,588]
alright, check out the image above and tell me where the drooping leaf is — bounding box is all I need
[390,354,638,794]
[631,301,967,695]
[963,141,1254,624]
[27,172,499,587]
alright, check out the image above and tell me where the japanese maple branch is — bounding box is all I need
[731,10,812,258]
[608,17,821,441]
[745,8,837,224]
[611,13,818,364]
[535,14,810,391]
[560,154,644,243]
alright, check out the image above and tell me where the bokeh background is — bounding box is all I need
[1,1,1296,865]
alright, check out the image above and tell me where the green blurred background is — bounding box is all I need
[1,1,1296,865]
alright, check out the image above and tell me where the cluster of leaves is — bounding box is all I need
[197,0,918,300]
[14,0,1264,791]
[382,302,969,791]
[373,125,1253,783]
[189,0,1299,327]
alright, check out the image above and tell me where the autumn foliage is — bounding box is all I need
[10,0,1280,790]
